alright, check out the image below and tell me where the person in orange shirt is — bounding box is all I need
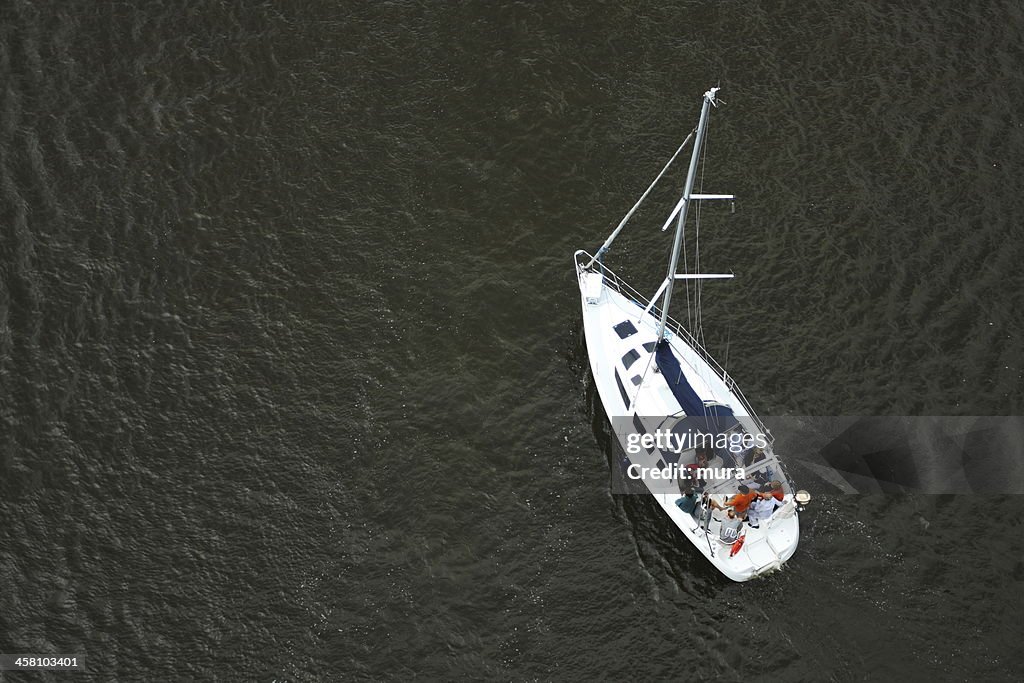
[763,481,785,502]
[710,485,758,518]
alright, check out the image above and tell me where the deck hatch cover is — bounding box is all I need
[613,321,638,339]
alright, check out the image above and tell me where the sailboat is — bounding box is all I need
[574,87,803,581]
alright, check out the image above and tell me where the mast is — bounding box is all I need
[657,87,720,342]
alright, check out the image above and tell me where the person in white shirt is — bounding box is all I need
[746,493,782,529]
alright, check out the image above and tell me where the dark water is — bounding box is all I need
[1,0,1022,679]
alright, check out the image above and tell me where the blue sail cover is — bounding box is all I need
[655,340,737,428]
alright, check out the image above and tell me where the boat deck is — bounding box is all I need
[575,252,800,581]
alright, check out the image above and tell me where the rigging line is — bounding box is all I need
[690,195,701,344]
[723,324,732,382]
[694,121,720,399]
[699,116,715,351]
[686,201,693,331]
[692,211,698,335]
[683,129,704,333]
[682,220,691,331]
[585,127,697,269]
[690,124,709,339]
[695,111,709,344]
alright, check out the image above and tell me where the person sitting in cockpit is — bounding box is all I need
[746,492,782,529]
[718,509,743,543]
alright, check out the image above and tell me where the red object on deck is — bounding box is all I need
[730,534,746,557]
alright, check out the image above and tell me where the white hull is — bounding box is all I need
[575,251,800,581]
